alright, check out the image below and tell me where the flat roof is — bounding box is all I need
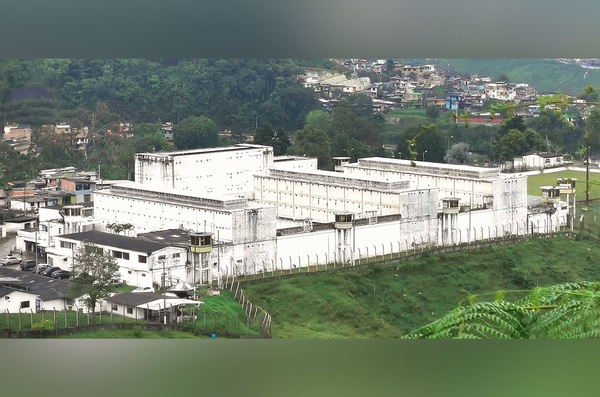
[260,168,412,191]
[136,144,271,158]
[138,229,196,247]
[98,182,273,211]
[351,158,501,179]
[59,230,168,254]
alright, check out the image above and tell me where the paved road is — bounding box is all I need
[0,234,37,263]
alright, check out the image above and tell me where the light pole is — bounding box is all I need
[422,150,428,162]
[447,135,453,150]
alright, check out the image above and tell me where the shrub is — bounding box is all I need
[133,325,144,337]
[31,320,54,332]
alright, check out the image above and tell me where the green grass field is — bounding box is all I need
[54,329,210,339]
[527,170,600,201]
[243,237,600,338]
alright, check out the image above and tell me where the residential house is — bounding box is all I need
[0,268,83,312]
[15,203,99,258]
[102,292,202,322]
[61,178,96,204]
[521,152,564,170]
[3,124,31,141]
[425,96,446,109]
[484,82,517,101]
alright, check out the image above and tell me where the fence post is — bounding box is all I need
[64,309,67,329]
[30,309,33,331]
[6,309,10,331]
[53,308,57,335]
[18,309,22,332]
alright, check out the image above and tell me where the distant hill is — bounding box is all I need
[432,59,600,96]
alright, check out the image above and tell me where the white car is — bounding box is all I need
[1,256,22,266]
[132,286,155,293]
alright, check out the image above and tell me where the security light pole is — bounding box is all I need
[162,257,167,324]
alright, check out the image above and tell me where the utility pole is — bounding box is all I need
[585,132,591,208]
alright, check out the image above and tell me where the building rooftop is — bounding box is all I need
[59,230,168,254]
[137,143,271,158]
[262,168,412,191]
[138,229,197,247]
[350,157,502,179]
[99,182,252,210]
[0,268,74,300]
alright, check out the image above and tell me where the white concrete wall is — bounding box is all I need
[254,173,437,223]
[94,190,238,239]
[135,144,274,197]
[0,290,39,312]
[276,217,439,269]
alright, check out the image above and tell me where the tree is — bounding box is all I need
[70,242,121,313]
[426,105,441,120]
[173,115,219,149]
[71,101,123,158]
[288,125,332,169]
[584,107,600,154]
[445,142,474,164]
[405,281,600,339]
[132,122,170,153]
[413,125,446,162]
[106,222,134,235]
[253,122,290,155]
[493,128,544,161]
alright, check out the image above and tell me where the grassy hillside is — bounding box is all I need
[433,59,600,96]
[243,237,600,338]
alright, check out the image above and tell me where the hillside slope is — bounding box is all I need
[433,59,600,96]
[244,237,600,338]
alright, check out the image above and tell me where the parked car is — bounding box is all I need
[40,266,61,277]
[1,256,22,266]
[35,264,49,274]
[51,270,71,280]
[132,286,154,293]
[19,260,37,271]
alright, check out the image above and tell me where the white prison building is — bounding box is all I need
[88,144,568,285]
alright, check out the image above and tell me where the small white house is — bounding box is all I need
[103,292,202,322]
[0,268,84,312]
[521,152,564,169]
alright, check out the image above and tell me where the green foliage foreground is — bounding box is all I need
[405,281,600,339]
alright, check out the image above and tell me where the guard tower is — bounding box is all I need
[334,213,354,265]
[441,198,459,246]
[190,232,213,286]
[541,186,561,204]
[558,178,577,231]
[332,157,351,172]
